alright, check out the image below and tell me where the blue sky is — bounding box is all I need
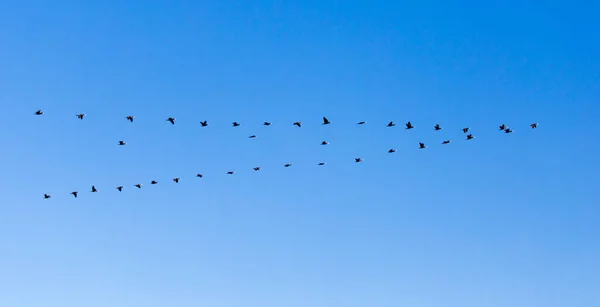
[0,1,599,306]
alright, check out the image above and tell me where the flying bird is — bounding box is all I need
[249,135,256,138]
[355,158,363,163]
[318,162,326,165]
[323,117,331,125]
[263,122,272,126]
[253,167,261,171]
[76,113,86,120]
[387,121,395,127]
[134,184,142,188]
[118,141,126,146]
[462,127,470,133]
[126,116,134,122]
[466,134,475,140]
[196,174,204,178]
[405,121,414,129]
[531,122,538,129]
[166,117,176,125]
[321,141,329,145]
[357,121,366,125]
[504,128,514,134]
[419,142,427,149]
[151,180,159,185]
[499,124,506,130]
[173,178,180,183]
[200,121,208,127]
[44,194,51,199]
[434,124,442,131]
[116,186,123,192]
[91,186,98,192]
[388,149,396,153]
[35,110,43,115]
[227,171,235,175]
[232,122,241,127]
[442,140,451,144]
[284,164,292,167]
[293,121,302,127]
[71,191,78,198]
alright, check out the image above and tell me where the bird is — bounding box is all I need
[462,127,470,133]
[355,158,363,163]
[173,178,180,183]
[253,167,261,171]
[466,134,475,140]
[293,121,302,127]
[284,163,292,167]
[166,117,176,125]
[196,173,203,178]
[116,186,123,192]
[76,113,85,120]
[232,122,241,127]
[35,110,43,115]
[151,180,159,185]
[91,185,98,192]
[531,122,538,129]
[249,135,256,138]
[126,115,134,122]
[318,162,326,165]
[499,124,506,130]
[71,191,78,198]
[388,149,396,153]
[434,124,442,131]
[357,121,366,125]
[227,171,235,175]
[118,141,126,146]
[321,141,329,145]
[419,142,427,149]
[323,117,331,125]
[263,122,272,126]
[44,194,51,199]
[200,121,208,127]
[504,128,514,134]
[387,121,395,127]
[405,121,414,129]
[134,184,142,188]
[442,140,451,144]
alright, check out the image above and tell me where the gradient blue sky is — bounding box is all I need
[1,1,599,306]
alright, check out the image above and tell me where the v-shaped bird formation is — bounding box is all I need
[32,110,539,200]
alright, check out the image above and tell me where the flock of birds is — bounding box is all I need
[33,110,539,200]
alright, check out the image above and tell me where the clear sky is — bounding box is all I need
[1,1,598,306]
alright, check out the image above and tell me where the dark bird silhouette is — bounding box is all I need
[419,142,427,149]
[44,194,51,199]
[91,186,98,192]
[196,173,204,178]
[126,115,134,122]
[463,127,470,133]
[227,171,235,175]
[173,178,180,183]
[318,162,326,165]
[499,124,506,130]
[35,110,43,115]
[531,122,538,129]
[284,163,292,167]
[253,167,261,171]
[323,117,331,125]
[388,149,396,153]
[387,121,395,127]
[76,113,85,120]
[116,186,123,192]
[71,191,78,198]
[263,121,272,126]
[442,140,451,144]
[118,141,126,146]
[504,128,514,134]
[151,180,159,185]
[434,124,442,131]
[166,117,176,125]
[357,121,366,125]
[134,184,142,188]
[200,121,208,127]
[293,121,302,127]
[249,135,256,138]
[321,141,329,145]
[466,134,475,140]
[405,121,415,129]
[355,158,363,163]
[232,122,241,127]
